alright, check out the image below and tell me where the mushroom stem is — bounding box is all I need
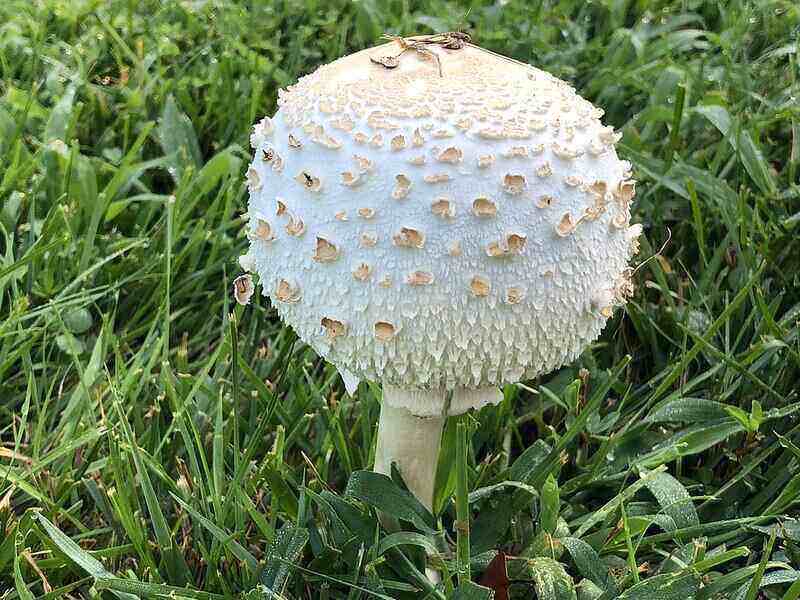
[374,396,445,512]
[375,393,445,583]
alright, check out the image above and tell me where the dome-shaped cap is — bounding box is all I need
[241,36,641,416]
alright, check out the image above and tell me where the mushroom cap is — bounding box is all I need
[242,38,641,416]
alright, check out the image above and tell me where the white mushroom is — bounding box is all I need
[239,37,640,528]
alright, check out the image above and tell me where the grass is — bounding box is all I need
[1,0,799,597]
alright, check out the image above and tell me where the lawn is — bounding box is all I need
[1,0,799,598]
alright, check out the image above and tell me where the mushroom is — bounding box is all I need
[240,37,641,530]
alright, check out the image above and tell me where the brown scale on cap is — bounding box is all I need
[374,321,396,341]
[502,173,527,195]
[412,128,425,147]
[321,317,347,339]
[502,146,528,158]
[313,129,343,150]
[486,232,527,257]
[470,275,491,297]
[610,181,636,228]
[472,197,497,217]
[448,240,463,257]
[359,233,378,248]
[253,218,275,241]
[353,132,368,144]
[233,274,254,306]
[272,154,284,172]
[590,289,616,318]
[584,182,609,220]
[599,126,622,145]
[535,162,553,178]
[506,233,527,252]
[406,271,435,286]
[552,141,583,161]
[392,174,412,199]
[588,139,607,156]
[276,279,302,303]
[334,211,348,222]
[556,213,578,237]
[366,111,400,131]
[584,203,605,222]
[288,134,303,148]
[437,146,463,164]
[615,180,636,204]
[330,114,355,131]
[261,147,275,163]
[296,170,321,192]
[313,237,340,262]
[537,195,555,208]
[393,227,425,248]
[391,135,407,151]
[614,269,635,304]
[621,162,634,179]
[246,167,262,192]
[370,134,383,147]
[505,287,525,305]
[275,198,287,216]
[353,154,373,172]
[253,116,273,139]
[628,227,642,255]
[423,173,451,184]
[357,207,376,219]
[589,180,607,197]
[477,154,495,168]
[341,171,361,187]
[431,197,455,219]
[611,211,629,229]
[478,126,506,140]
[408,155,427,165]
[352,262,372,281]
[564,175,583,187]
[286,214,306,236]
[318,99,337,114]
[378,274,392,287]
[490,97,513,110]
